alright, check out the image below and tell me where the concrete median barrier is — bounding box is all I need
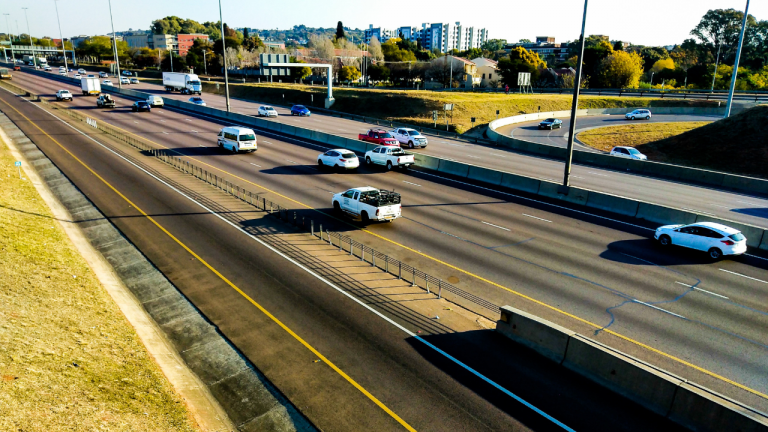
[537,183,589,206]
[496,306,574,364]
[499,172,541,194]
[414,153,440,171]
[467,165,503,186]
[585,191,640,217]
[721,175,768,196]
[636,202,698,225]
[437,159,470,177]
[761,231,768,252]
[563,335,683,416]
[668,382,768,432]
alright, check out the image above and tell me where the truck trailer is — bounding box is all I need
[162,72,202,94]
[81,77,101,95]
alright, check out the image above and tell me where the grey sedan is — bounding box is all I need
[538,118,563,130]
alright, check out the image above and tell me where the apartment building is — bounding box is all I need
[364,22,487,52]
[177,34,209,56]
[125,34,150,49]
[504,37,570,64]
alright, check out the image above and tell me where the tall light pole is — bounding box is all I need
[4,14,14,63]
[203,49,207,75]
[53,0,67,73]
[107,0,121,88]
[22,7,35,67]
[710,41,721,93]
[219,0,231,112]
[725,0,750,118]
[562,0,588,187]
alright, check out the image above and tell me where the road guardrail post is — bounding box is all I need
[411,269,416,287]
[438,280,442,299]
[311,220,314,237]
[349,238,352,255]
[426,279,430,294]
[398,262,401,279]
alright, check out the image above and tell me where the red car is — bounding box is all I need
[358,129,399,146]
[13,66,21,71]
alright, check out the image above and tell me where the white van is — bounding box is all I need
[146,95,164,108]
[217,126,257,153]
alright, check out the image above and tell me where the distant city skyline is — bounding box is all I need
[0,0,762,48]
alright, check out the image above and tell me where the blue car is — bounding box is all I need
[291,105,311,116]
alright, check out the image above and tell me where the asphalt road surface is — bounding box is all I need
[498,114,718,151]
[0,80,696,432]
[4,72,768,416]
[14,69,768,229]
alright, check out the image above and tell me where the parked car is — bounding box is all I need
[318,149,359,170]
[188,96,206,106]
[217,126,257,153]
[55,90,73,101]
[625,109,652,120]
[102,79,113,86]
[77,68,86,74]
[655,222,747,260]
[99,71,109,78]
[120,77,130,85]
[391,127,428,148]
[132,101,151,112]
[96,94,116,108]
[258,106,278,117]
[365,146,415,170]
[290,105,311,116]
[358,129,399,146]
[332,187,401,223]
[146,95,164,107]
[609,146,647,160]
[122,70,132,76]
[539,118,563,130]
[130,77,139,84]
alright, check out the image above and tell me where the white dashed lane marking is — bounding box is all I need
[675,282,729,299]
[482,221,510,231]
[522,214,552,223]
[719,269,767,284]
[402,181,421,187]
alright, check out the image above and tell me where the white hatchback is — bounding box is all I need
[318,149,359,170]
[625,109,652,120]
[258,106,278,117]
[102,79,113,86]
[610,146,647,160]
[77,68,86,74]
[655,222,747,259]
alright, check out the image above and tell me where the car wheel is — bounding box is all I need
[318,160,323,167]
[645,115,650,120]
[360,211,369,224]
[658,235,671,246]
[366,157,372,165]
[708,248,723,260]
[538,125,542,130]
[408,141,414,149]
[334,164,341,171]
[333,201,341,213]
[630,116,635,120]
[232,145,238,153]
[386,161,393,171]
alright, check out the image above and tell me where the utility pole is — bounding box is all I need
[219,0,231,112]
[725,0,750,118]
[22,7,35,67]
[53,0,67,73]
[710,41,721,93]
[203,49,207,75]
[3,14,14,63]
[169,48,174,72]
[562,0,588,187]
[107,0,122,88]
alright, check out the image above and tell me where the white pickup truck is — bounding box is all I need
[391,127,428,148]
[332,187,401,223]
[364,146,415,170]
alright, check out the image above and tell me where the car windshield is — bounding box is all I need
[627,148,642,155]
[407,130,421,136]
[267,107,276,111]
[189,80,201,86]
[239,134,256,141]
[341,153,356,159]
[294,105,305,110]
[545,118,555,122]
[729,233,746,241]
[380,132,394,138]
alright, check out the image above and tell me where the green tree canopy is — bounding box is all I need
[481,39,507,52]
[596,51,644,88]
[338,65,361,82]
[381,38,416,62]
[497,47,546,86]
[336,21,345,40]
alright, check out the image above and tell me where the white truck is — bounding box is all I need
[22,55,46,65]
[332,187,402,223]
[80,77,101,95]
[364,146,415,170]
[162,72,202,94]
[391,127,429,148]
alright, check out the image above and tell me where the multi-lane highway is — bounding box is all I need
[0,79,695,431]
[14,68,768,230]
[4,70,768,417]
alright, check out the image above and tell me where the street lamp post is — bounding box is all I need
[22,7,35,67]
[203,49,207,75]
[710,42,721,93]
[725,0,750,118]
[219,0,231,112]
[53,0,68,73]
[3,14,14,63]
[107,0,122,88]
[562,0,589,187]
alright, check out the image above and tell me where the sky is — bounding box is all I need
[0,0,763,47]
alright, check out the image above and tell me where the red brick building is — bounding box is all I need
[177,34,209,56]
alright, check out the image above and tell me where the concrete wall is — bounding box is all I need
[496,306,768,432]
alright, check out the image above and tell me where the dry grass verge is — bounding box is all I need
[578,122,712,152]
[0,143,199,430]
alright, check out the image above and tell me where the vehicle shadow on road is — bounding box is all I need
[599,239,766,268]
[731,207,768,219]
[258,165,380,176]
[405,330,682,432]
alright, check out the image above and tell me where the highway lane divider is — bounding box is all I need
[496,305,768,432]
[487,109,768,197]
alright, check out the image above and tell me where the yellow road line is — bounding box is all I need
[20,87,768,402]
[0,94,417,432]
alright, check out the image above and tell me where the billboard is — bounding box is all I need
[517,72,531,86]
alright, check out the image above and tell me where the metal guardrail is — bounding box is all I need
[1,81,501,315]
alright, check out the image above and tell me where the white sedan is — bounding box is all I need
[99,71,109,78]
[102,79,114,86]
[120,77,130,84]
[73,73,82,79]
[258,106,278,117]
[317,149,359,170]
[77,68,86,74]
[655,222,747,260]
[609,146,647,160]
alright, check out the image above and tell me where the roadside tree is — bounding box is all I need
[338,65,361,83]
[596,51,644,88]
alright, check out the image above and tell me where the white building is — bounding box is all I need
[365,22,487,52]
[364,25,397,44]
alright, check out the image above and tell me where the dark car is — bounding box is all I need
[132,101,151,112]
[538,118,562,130]
[290,105,311,116]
